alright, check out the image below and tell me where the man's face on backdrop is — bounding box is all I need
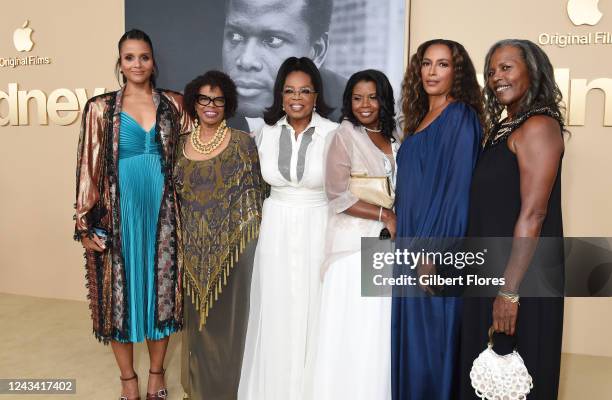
[222,0,322,118]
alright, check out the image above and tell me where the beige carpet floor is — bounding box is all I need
[0,293,183,400]
[1,292,611,399]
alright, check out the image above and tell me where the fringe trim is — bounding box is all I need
[183,219,260,330]
[91,318,183,345]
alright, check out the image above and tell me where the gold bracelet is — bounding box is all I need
[498,289,520,303]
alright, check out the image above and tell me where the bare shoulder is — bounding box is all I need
[521,115,560,135]
[511,115,563,151]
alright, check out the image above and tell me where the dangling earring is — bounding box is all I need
[313,105,317,113]
[193,117,200,132]
[118,70,123,85]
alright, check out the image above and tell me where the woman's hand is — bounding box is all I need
[381,208,397,240]
[492,295,519,335]
[81,233,106,252]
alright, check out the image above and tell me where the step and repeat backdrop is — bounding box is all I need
[0,0,124,302]
[1,0,611,355]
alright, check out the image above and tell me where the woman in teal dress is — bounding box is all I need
[117,112,174,343]
[75,30,190,400]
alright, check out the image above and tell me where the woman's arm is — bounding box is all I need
[344,201,397,239]
[324,127,396,237]
[493,115,564,335]
[74,98,106,251]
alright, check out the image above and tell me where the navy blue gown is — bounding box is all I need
[391,102,482,400]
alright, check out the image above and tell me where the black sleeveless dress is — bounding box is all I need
[459,109,565,400]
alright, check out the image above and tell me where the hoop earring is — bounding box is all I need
[116,70,126,87]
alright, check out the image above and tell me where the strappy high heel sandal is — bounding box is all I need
[119,373,140,400]
[146,369,168,400]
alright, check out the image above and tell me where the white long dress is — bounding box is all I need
[238,113,339,400]
[303,120,399,400]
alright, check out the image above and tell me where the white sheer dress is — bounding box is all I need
[303,120,398,400]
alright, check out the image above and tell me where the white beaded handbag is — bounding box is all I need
[469,327,533,400]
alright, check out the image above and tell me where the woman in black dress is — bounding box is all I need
[459,39,566,399]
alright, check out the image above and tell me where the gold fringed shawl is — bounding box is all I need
[175,129,267,329]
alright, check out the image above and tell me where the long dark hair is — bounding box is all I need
[115,29,158,87]
[400,39,483,136]
[341,69,396,142]
[263,57,333,126]
[483,39,566,141]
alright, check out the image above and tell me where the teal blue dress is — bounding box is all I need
[114,112,177,342]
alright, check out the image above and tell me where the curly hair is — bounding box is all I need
[263,57,333,126]
[183,70,238,121]
[400,39,483,136]
[483,39,566,141]
[341,69,397,142]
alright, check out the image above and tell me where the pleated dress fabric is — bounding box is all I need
[114,112,176,342]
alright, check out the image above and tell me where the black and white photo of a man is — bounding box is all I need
[222,0,345,131]
[126,0,405,131]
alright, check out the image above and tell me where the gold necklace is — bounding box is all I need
[191,120,228,155]
[364,125,382,133]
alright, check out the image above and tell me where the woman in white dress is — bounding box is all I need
[238,57,339,400]
[305,70,399,400]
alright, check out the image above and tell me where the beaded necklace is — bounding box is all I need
[191,120,228,155]
[487,106,561,147]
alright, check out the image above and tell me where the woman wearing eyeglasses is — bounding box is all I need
[175,70,267,400]
[238,57,338,400]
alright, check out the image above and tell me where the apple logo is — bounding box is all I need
[567,0,603,26]
[13,20,34,52]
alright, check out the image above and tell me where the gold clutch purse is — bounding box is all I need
[348,173,395,209]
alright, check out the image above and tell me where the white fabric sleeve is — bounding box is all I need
[324,128,359,214]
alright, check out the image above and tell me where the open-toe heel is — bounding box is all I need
[146,369,167,400]
[119,373,140,400]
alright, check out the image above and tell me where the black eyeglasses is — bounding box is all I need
[196,94,226,107]
[282,87,317,98]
